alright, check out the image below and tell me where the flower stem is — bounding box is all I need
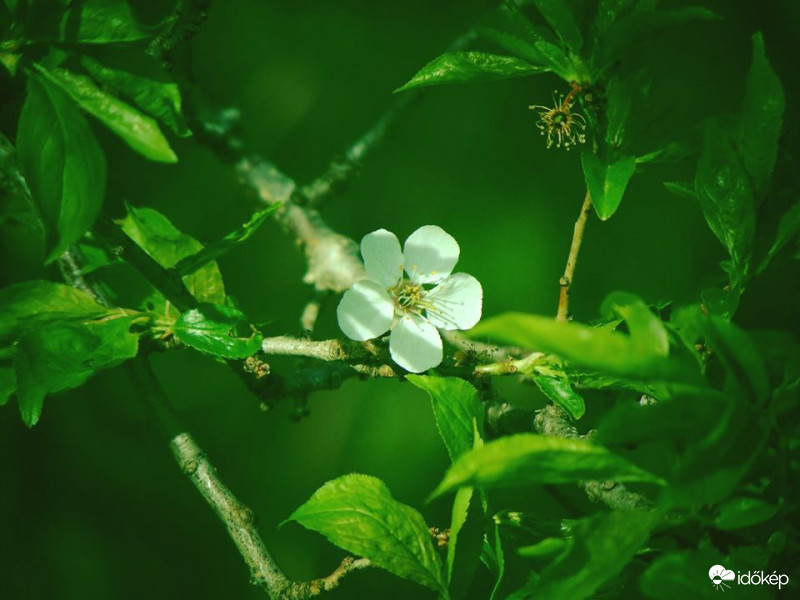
[556,191,593,322]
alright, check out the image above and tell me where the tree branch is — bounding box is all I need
[556,191,592,321]
[146,0,212,68]
[534,404,653,510]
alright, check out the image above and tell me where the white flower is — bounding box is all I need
[337,225,483,373]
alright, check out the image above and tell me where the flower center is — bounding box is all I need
[390,281,423,312]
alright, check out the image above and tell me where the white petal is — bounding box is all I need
[389,315,443,373]
[425,273,483,330]
[361,229,404,287]
[337,280,394,341]
[403,225,460,284]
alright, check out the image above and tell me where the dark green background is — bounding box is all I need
[1,1,797,598]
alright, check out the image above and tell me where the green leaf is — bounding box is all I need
[431,433,664,498]
[0,280,109,345]
[120,204,225,304]
[530,365,585,419]
[640,548,727,599]
[534,510,660,599]
[714,497,779,530]
[0,364,16,406]
[758,200,800,274]
[35,64,177,163]
[694,122,755,290]
[395,52,544,93]
[16,72,106,263]
[28,0,151,44]
[174,205,281,276]
[591,0,638,43]
[531,0,583,53]
[581,152,636,220]
[663,181,697,202]
[446,486,484,599]
[14,316,138,427]
[517,537,568,559]
[595,7,718,70]
[469,312,695,383]
[174,303,261,359]
[477,1,575,79]
[601,292,669,356]
[286,474,446,594]
[80,56,191,137]
[739,32,785,194]
[407,374,484,462]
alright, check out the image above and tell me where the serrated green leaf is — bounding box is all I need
[14,316,138,427]
[407,374,484,462]
[469,312,696,383]
[286,474,447,594]
[581,152,636,220]
[739,32,785,194]
[174,205,280,276]
[596,7,717,70]
[16,73,106,263]
[80,56,191,137]
[534,510,660,599]
[35,63,177,163]
[120,204,225,304]
[477,1,575,79]
[531,0,583,53]
[714,497,779,530]
[531,365,585,419]
[0,280,109,345]
[396,52,544,93]
[174,303,261,359]
[758,200,800,274]
[695,122,755,290]
[431,434,665,498]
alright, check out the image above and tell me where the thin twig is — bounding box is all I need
[556,191,592,322]
[534,405,653,510]
[146,0,212,68]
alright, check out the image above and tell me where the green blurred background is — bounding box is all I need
[1,0,797,598]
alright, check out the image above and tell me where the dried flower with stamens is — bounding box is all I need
[529,89,587,150]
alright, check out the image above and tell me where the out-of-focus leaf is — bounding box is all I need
[16,73,106,263]
[605,76,635,148]
[431,434,665,498]
[640,548,726,599]
[35,64,177,163]
[80,56,191,137]
[601,292,669,356]
[477,1,575,79]
[595,7,718,69]
[591,0,638,43]
[0,364,16,405]
[739,32,785,194]
[120,204,225,304]
[517,537,568,559]
[174,303,261,359]
[0,280,109,345]
[469,312,697,383]
[28,0,151,44]
[531,364,585,419]
[395,52,544,92]
[663,181,697,202]
[174,205,280,276]
[530,0,583,52]
[285,474,447,594]
[581,152,636,220]
[407,374,484,461]
[714,497,779,530]
[694,122,755,290]
[758,200,800,274]
[14,316,138,427]
[534,510,661,599]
